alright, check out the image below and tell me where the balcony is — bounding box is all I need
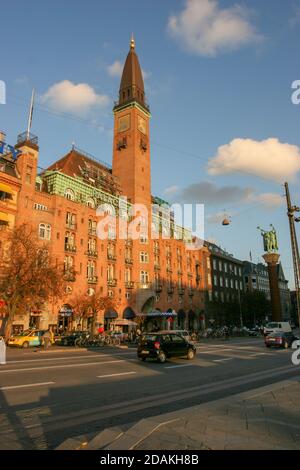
[107,278,117,287]
[125,257,133,265]
[138,282,152,290]
[87,276,98,284]
[64,271,76,282]
[86,249,98,258]
[188,288,195,297]
[88,229,97,236]
[155,284,163,293]
[65,244,76,253]
[154,264,161,271]
[125,281,134,289]
[154,247,160,255]
[107,253,117,262]
[167,286,174,295]
[178,288,185,296]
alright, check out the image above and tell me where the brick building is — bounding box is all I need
[0,39,211,334]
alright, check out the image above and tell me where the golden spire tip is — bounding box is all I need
[130,33,135,50]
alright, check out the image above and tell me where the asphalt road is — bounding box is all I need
[0,338,299,450]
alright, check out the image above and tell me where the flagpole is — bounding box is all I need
[26,88,35,140]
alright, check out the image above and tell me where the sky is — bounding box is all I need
[1,0,300,287]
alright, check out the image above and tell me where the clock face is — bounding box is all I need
[118,114,130,133]
[138,116,147,135]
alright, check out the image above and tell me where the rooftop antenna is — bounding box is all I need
[26,88,35,140]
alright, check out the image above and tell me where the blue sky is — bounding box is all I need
[1,0,300,286]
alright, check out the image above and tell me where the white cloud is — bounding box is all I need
[251,192,284,209]
[107,60,123,78]
[41,80,110,115]
[289,6,300,27]
[164,185,179,196]
[167,0,262,57]
[208,138,300,183]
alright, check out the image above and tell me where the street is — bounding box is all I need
[0,338,299,450]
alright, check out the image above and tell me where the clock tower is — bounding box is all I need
[112,37,151,208]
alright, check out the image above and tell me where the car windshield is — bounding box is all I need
[19,330,33,336]
[267,323,278,328]
[141,334,158,342]
[269,332,284,337]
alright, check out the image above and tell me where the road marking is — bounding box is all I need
[0,382,54,391]
[213,358,234,363]
[249,352,269,357]
[97,372,137,379]
[0,359,126,374]
[7,352,136,364]
[165,364,195,369]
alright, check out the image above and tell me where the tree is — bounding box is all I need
[0,224,65,340]
[241,291,271,327]
[70,289,117,335]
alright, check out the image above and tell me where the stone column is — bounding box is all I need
[263,253,282,322]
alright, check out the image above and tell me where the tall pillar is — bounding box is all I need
[263,253,282,322]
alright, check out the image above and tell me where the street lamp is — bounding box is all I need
[230,268,243,328]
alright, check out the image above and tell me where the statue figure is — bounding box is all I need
[257,225,279,253]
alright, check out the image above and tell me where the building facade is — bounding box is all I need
[0,39,212,334]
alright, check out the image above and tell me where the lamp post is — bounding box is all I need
[230,268,243,328]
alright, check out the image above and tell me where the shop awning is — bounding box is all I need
[0,183,13,194]
[0,211,9,223]
[136,311,177,318]
[104,309,118,319]
[111,319,137,327]
[123,307,135,319]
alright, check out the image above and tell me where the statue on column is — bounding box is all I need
[257,225,279,253]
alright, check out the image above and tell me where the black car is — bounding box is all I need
[137,331,197,363]
[58,331,88,346]
[265,331,299,349]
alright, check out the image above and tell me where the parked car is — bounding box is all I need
[137,331,196,363]
[263,322,292,336]
[7,329,47,348]
[57,331,88,346]
[265,331,299,349]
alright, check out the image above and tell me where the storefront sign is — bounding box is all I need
[59,305,73,317]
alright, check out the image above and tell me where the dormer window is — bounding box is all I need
[65,189,75,201]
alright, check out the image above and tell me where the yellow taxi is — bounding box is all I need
[7,329,47,348]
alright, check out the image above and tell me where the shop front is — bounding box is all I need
[136,310,177,332]
[104,309,118,331]
[29,310,42,329]
[58,304,74,332]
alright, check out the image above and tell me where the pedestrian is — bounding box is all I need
[0,336,6,365]
[42,330,51,350]
[49,328,54,345]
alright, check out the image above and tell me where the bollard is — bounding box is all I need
[0,336,6,364]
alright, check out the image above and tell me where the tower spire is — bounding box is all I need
[130,33,135,50]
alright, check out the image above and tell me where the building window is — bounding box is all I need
[220,277,223,287]
[219,261,222,271]
[213,259,217,270]
[39,223,51,240]
[87,261,96,278]
[207,273,212,285]
[140,271,149,284]
[208,291,213,302]
[86,198,95,209]
[65,189,75,201]
[88,219,97,236]
[34,203,48,211]
[224,263,228,273]
[25,165,33,184]
[214,275,218,286]
[64,255,73,272]
[66,212,76,229]
[140,234,148,244]
[140,251,149,263]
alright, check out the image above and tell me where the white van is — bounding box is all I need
[263,322,292,336]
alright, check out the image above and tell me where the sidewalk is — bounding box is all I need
[72,376,300,451]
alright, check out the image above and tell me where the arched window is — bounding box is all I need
[39,223,51,240]
[140,271,149,284]
[86,198,95,209]
[65,189,75,201]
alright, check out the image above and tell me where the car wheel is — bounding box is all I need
[187,348,195,360]
[157,352,166,363]
[22,341,29,349]
[63,339,68,346]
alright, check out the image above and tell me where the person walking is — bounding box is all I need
[42,330,51,350]
[0,336,6,365]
